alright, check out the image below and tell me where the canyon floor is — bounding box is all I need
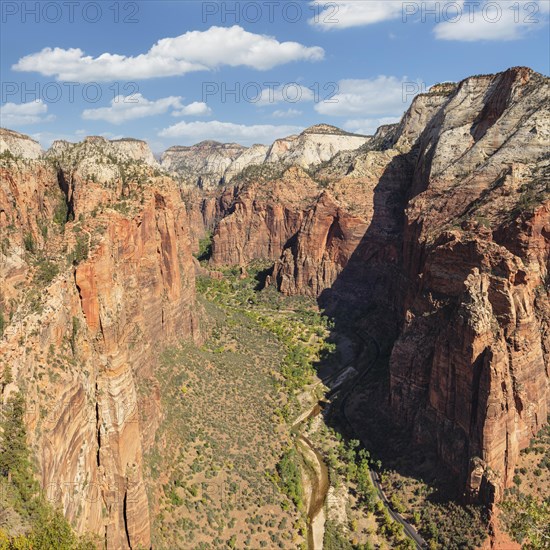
[142,262,494,550]
[1,66,549,550]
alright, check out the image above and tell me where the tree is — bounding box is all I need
[0,392,39,513]
[501,494,550,549]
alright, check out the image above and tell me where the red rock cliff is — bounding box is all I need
[1,147,199,548]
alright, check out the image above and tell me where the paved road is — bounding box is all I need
[332,323,428,550]
[370,470,427,549]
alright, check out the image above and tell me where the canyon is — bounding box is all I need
[0,66,548,548]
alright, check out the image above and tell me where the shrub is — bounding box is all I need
[53,197,68,225]
[23,233,35,253]
[69,235,89,264]
[196,231,213,262]
[34,260,59,285]
[276,448,303,511]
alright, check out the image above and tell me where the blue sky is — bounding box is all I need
[1,0,549,152]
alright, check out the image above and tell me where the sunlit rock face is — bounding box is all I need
[1,135,200,548]
[206,68,550,500]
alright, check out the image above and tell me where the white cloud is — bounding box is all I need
[343,117,401,136]
[81,94,207,124]
[257,84,314,105]
[158,120,303,146]
[13,25,324,82]
[434,1,549,41]
[309,0,548,38]
[315,76,419,117]
[272,108,303,118]
[172,101,212,117]
[0,100,55,126]
[309,1,404,30]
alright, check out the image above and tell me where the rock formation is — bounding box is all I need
[0,128,42,159]
[206,67,550,501]
[161,125,369,191]
[0,66,547,549]
[0,140,199,548]
[161,140,248,189]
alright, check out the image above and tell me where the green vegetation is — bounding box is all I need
[23,234,35,254]
[143,264,335,548]
[500,492,550,549]
[514,183,542,216]
[33,260,59,285]
[0,150,19,162]
[417,502,486,549]
[324,520,363,550]
[196,264,334,397]
[69,235,89,264]
[0,392,96,549]
[53,196,69,226]
[195,231,213,262]
[232,163,285,185]
[276,448,304,511]
[500,420,550,548]
[70,317,79,355]
[0,308,5,337]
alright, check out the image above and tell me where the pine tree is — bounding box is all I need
[0,392,39,515]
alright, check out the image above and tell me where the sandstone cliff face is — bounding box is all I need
[0,141,199,548]
[204,124,383,269]
[223,144,269,181]
[160,125,369,193]
[390,67,549,499]
[279,68,549,499]
[264,124,370,168]
[209,167,320,266]
[205,67,549,500]
[109,138,159,167]
[161,141,247,189]
[0,159,62,314]
[0,128,42,159]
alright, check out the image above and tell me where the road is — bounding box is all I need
[331,323,428,550]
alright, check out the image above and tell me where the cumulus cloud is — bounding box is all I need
[343,116,401,136]
[315,76,420,117]
[13,25,324,82]
[272,108,303,118]
[0,100,55,125]
[82,94,184,124]
[309,1,404,29]
[434,0,549,41]
[81,94,211,124]
[172,101,212,117]
[158,120,303,146]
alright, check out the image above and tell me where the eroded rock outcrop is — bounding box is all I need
[0,128,42,159]
[0,139,199,548]
[390,67,549,499]
[210,166,320,266]
[205,67,549,501]
[161,125,369,192]
[161,141,248,189]
[264,124,370,168]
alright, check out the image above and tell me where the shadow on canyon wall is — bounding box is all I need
[301,148,469,507]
